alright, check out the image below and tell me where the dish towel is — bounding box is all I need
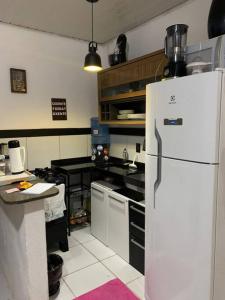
[73,278,139,300]
[44,184,66,222]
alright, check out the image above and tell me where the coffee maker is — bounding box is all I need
[164,24,188,78]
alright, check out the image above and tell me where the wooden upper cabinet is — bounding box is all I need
[99,62,139,89]
[116,62,139,86]
[98,70,118,89]
[98,49,167,91]
[97,49,167,125]
[138,51,167,80]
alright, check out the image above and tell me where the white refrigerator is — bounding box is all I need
[145,70,225,300]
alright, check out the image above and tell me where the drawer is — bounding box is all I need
[129,235,145,275]
[129,202,145,228]
[130,221,145,242]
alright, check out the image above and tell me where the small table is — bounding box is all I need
[53,162,95,235]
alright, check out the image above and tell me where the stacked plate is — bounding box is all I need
[117,110,145,120]
[117,110,134,119]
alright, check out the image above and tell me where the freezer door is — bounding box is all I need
[145,155,217,300]
[146,71,223,163]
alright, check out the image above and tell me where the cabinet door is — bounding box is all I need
[98,70,120,89]
[108,192,129,261]
[91,185,107,245]
[139,52,167,80]
[117,63,139,85]
[98,62,139,90]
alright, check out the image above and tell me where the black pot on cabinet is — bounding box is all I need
[208,0,225,38]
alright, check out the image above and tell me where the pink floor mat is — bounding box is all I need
[74,278,140,300]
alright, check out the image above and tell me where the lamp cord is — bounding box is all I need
[92,2,93,42]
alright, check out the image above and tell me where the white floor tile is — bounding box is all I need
[68,236,79,248]
[83,239,115,261]
[56,244,97,276]
[102,255,142,284]
[49,280,74,300]
[71,227,96,244]
[127,276,145,300]
[64,262,115,297]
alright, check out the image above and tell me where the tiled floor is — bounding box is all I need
[50,226,145,300]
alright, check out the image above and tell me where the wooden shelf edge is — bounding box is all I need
[99,49,165,73]
[99,120,145,125]
[100,89,146,102]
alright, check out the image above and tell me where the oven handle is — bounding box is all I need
[130,222,145,233]
[131,238,145,250]
[130,205,145,216]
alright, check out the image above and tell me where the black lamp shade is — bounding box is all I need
[84,41,102,72]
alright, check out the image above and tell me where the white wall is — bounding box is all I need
[110,135,145,163]
[105,0,212,61]
[0,135,92,170]
[0,23,103,130]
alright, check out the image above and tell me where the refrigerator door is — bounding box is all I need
[145,155,217,300]
[146,71,223,163]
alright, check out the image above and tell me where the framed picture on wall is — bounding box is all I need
[10,68,27,93]
[51,98,67,120]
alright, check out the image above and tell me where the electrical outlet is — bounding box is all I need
[136,143,141,153]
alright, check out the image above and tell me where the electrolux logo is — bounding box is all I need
[169,95,176,104]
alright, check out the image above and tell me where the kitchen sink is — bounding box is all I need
[114,187,144,202]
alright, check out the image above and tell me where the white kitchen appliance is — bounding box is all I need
[8,140,26,174]
[186,34,225,70]
[145,70,225,300]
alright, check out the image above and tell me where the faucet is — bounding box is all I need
[129,153,138,169]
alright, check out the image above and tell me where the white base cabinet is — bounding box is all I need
[108,190,129,262]
[91,181,119,245]
[91,182,129,262]
[91,182,108,245]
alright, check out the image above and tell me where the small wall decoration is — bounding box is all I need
[51,98,67,120]
[10,68,27,93]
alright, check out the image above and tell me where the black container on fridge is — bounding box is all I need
[164,24,188,78]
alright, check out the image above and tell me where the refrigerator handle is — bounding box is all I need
[154,120,162,208]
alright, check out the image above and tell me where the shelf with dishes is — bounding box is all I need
[100,98,145,125]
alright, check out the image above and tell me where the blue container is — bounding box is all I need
[91,118,110,145]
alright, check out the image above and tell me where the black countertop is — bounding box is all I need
[51,157,145,188]
[57,162,95,172]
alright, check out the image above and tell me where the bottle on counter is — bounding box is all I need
[0,155,6,176]
[122,148,129,164]
[0,155,10,176]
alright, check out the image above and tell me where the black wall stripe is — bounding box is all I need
[109,127,145,136]
[0,128,91,138]
[0,127,145,138]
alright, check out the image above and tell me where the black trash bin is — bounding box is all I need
[48,254,63,296]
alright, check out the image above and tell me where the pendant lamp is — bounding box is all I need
[84,0,102,72]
